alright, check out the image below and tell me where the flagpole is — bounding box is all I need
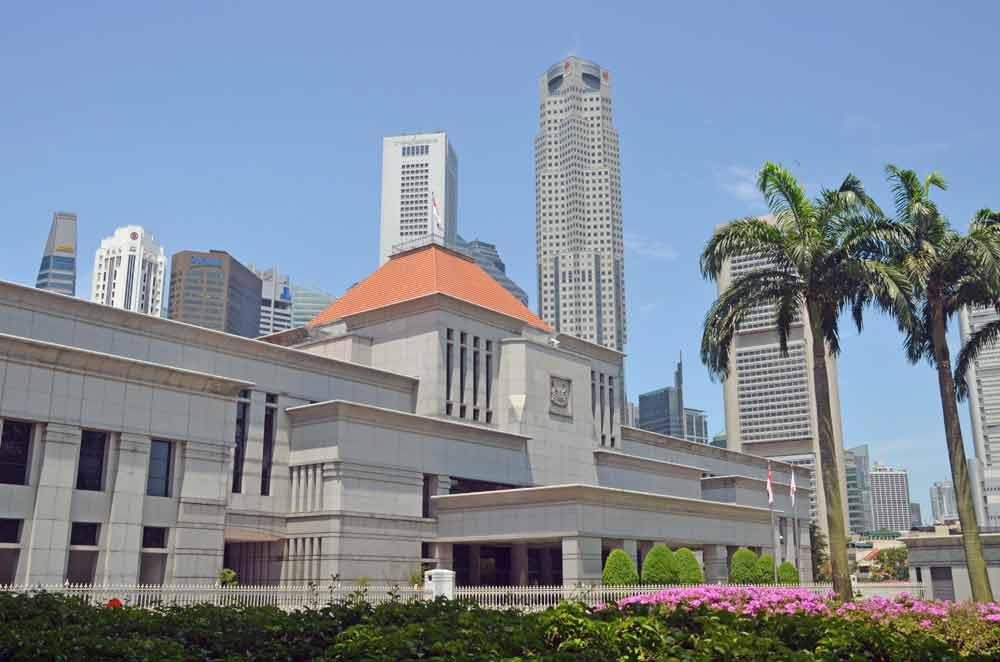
[768,461,777,583]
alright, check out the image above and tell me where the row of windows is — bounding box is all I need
[401,144,429,156]
[444,329,493,423]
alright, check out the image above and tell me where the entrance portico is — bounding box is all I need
[431,484,779,586]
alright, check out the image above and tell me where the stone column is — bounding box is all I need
[702,545,728,583]
[24,423,81,584]
[511,543,529,586]
[621,539,638,570]
[562,536,602,587]
[433,542,453,571]
[170,443,228,583]
[101,432,152,584]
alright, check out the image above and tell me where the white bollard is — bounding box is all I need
[424,568,455,600]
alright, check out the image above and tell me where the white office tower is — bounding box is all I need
[251,265,293,335]
[90,226,166,316]
[959,306,1000,527]
[535,57,626,350]
[870,464,912,532]
[717,216,848,537]
[379,132,458,265]
[929,481,959,524]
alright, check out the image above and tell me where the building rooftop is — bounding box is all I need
[309,244,553,332]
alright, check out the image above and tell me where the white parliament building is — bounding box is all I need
[0,243,812,586]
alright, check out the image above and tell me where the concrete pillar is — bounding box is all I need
[511,543,529,586]
[621,539,638,571]
[170,444,227,583]
[433,542,453,571]
[468,544,481,585]
[703,545,728,583]
[101,432,152,584]
[562,536,602,587]
[24,423,81,583]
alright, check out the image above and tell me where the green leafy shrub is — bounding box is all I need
[729,548,758,583]
[777,561,799,584]
[672,548,704,584]
[754,553,776,584]
[602,549,639,586]
[640,544,676,584]
[218,568,237,586]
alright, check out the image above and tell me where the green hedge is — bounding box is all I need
[0,592,981,660]
[729,548,758,583]
[777,561,800,584]
[673,547,705,584]
[602,548,639,585]
[755,553,776,584]
[640,544,676,583]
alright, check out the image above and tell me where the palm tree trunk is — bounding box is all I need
[929,302,994,602]
[807,304,852,601]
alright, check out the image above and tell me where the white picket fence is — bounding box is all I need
[0,582,426,610]
[0,580,924,612]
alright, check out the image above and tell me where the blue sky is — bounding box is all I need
[2,1,998,519]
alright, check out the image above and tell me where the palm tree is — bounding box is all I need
[700,162,911,601]
[887,164,1000,602]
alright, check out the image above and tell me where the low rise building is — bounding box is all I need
[0,244,812,587]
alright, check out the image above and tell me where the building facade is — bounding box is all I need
[870,464,912,532]
[0,244,812,587]
[845,444,873,534]
[289,283,337,329]
[90,226,167,317]
[910,502,923,528]
[684,409,709,445]
[958,306,1000,527]
[717,218,848,537]
[167,250,262,338]
[251,266,293,336]
[379,132,458,265]
[535,57,626,351]
[905,533,1000,601]
[36,211,77,296]
[456,237,529,306]
[930,481,959,524]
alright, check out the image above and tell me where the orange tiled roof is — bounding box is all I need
[309,245,553,332]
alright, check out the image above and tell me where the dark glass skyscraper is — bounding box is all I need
[36,212,77,296]
[638,357,685,438]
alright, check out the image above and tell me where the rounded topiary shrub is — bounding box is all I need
[602,548,639,586]
[673,547,705,584]
[729,549,758,583]
[754,553,776,584]
[640,544,676,584]
[777,561,800,584]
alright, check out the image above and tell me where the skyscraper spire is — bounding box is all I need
[36,211,77,296]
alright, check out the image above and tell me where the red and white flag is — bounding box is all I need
[790,470,797,507]
[432,193,443,235]
[766,466,774,505]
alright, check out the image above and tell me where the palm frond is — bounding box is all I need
[757,162,813,230]
[956,319,1000,399]
[699,217,787,280]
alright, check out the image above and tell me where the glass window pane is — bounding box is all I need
[76,430,106,491]
[0,420,32,485]
[146,440,172,497]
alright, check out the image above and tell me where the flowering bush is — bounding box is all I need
[616,585,1000,657]
[105,597,123,609]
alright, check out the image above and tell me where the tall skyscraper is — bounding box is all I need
[379,132,458,265]
[251,265,293,335]
[535,56,626,350]
[90,226,166,316]
[959,305,1000,527]
[910,502,923,528]
[637,357,710,444]
[929,481,959,523]
[844,444,873,534]
[167,250,261,338]
[456,237,529,306]
[290,283,337,328]
[870,464,912,532]
[638,359,685,438]
[717,216,848,536]
[36,211,77,296]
